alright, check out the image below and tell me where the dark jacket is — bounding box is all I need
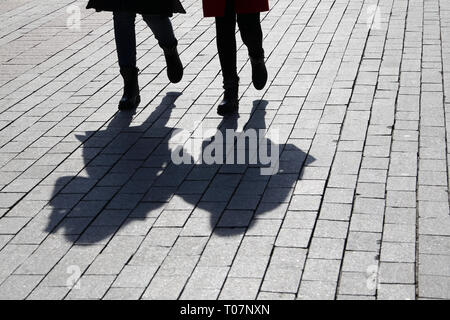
[86,0,186,15]
[203,0,269,17]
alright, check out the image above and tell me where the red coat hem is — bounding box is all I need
[202,0,270,18]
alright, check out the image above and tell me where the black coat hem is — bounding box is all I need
[86,0,186,15]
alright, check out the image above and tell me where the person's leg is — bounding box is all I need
[113,11,140,110]
[216,0,239,116]
[237,13,267,90]
[113,11,137,68]
[216,0,239,87]
[142,14,178,48]
[142,14,183,83]
[237,13,264,59]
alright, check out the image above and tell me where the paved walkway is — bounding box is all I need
[0,0,449,300]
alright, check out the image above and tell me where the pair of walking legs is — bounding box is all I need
[114,12,177,68]
[113,1,267,115]
[215,0,268,115]
[113,12,183,110]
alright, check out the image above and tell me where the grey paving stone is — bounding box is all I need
[342,251,379,273]
[154,210,191,227]
[103,287,145,300]
[112,265,158,288]
[0,275,43,300]
[27,286,70,300]
[328,174,358,189]
[361,157,390,170]
[319,203,352,221]
[237,236,275,257]
[257,292,295,300]
[116,218,155,236]
[275,228,312,248]
[255,202,289,219]
[218,210,253,227]
[386,191,416,208]
[336,294,375,300]
[90,210,128,227]
[86,236,143,275]
[419,216,450,236]
[383,224,416,243]
[261,265,303,293]
[419,235,450,255]
[65,275,115,300]
[418,275,450,299]
[14,235,76,275]
[353,198,385,215]
[350,213,384,233]
[140,227,181,247]
[67,201,107,218]
[184,266,229,292]
[294,180,326,195]
[157,255,199,277]
[385,207,416,225]
[142,275,188,300]
[170,237,208,257]
[323,188,354,204]
[72,224,117,244]
[128,245,170,267]
[180,287,220,300]
[282,211,317,229]
[338,272,376,296]
[289,195,322,211]
[387,176,417,191]
[297,280,337,300]
[356,183,385,198]
[229,255,271,279]
[346,232,382,252]
[6,200,47,218]
[0,235,12,251]
[0,244,37,284]
[419,254,450,277]
[308,238,345,260]
[377,284,416,300]
[302,259,341,282]
[0,193,24,208]
[380,242,416,263]
[247,219,282,236]
[219,277,261,300]
[379,262,415,284]
[0,217,30,234]
[314,220,349,239]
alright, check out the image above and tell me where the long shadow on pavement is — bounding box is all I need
[45,93,315,243]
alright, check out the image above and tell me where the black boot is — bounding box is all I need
[217,84,239,116]
[250,56,268,90]
[163,46,183,84]
[119,67,140,111]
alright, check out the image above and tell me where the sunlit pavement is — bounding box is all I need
[0,0,450,300]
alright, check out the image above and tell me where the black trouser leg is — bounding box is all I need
[215,0,239,87]
[113,11,137,68]
[114,12,178,68]
[237,13,264,59]
[142,14,178,49]
[143,14,182,83]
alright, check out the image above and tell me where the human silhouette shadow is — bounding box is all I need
[190,100,315,236]
[45,94,314,243]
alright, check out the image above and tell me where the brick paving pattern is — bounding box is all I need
[0,0,449,300]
